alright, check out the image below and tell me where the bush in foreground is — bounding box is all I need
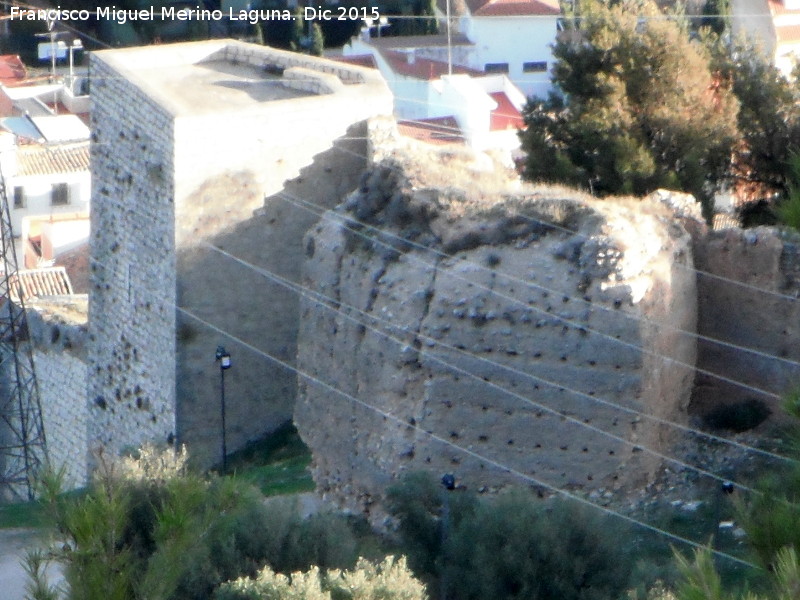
[387,473,632,600]
[33,445,360,600]
[213,556,427,600]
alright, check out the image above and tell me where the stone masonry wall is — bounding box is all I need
[27,299,89,490]
[89,54,178,460]
[90,41,392,468]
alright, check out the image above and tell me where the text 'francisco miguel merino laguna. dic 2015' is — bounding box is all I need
[9,5,381,25]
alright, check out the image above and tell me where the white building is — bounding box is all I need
[343,37,529,152]
[346,0,560,100]
[732,0,800,77]
[0,134,90,237]
[441,0,561,99]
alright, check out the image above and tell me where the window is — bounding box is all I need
[51,183,70,206]
[13,186,25,209]
[523,61,548,73]
[484,62,509,74]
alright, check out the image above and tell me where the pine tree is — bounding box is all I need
[520,0,740,219]
[309,22,325,56]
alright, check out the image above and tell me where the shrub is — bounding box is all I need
[214,556,426,600]
[37,446,361,600]
[385,472,476,582]
[444,492,632,600]
[386,473,631,600]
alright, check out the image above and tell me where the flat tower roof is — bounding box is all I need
[93,39,389,118]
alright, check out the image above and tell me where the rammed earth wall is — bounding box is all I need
[294,153,700,518]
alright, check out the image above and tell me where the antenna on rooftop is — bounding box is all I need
[0,165,48,502]
[446,0,453,75]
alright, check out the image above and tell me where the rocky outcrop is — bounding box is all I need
[294,151,698,519]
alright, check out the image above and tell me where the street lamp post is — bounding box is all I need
[440,473,456,600]
[215,346,232,473]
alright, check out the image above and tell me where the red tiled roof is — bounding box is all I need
[438,0,559,17]
[768,0,800,17]
[489,92,525,130]
[473,0,560,16]
[333,54,379,69]
[17,142,90,177]
[398,117,465,144]
[9,267,73,301]
[775,23,800,43]
[0,55,27,87]
[367,33,473,49]
[381,49,484,80]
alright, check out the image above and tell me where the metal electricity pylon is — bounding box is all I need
[0,167,47,501]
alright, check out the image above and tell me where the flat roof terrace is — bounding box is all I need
[93,39,388,118]
[131,59,308,115]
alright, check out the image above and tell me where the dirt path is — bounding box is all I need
[0,528,63,600]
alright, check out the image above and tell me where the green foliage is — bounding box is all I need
[34,445,360,600]
[700,0,729,35]
[521,0,739,220]
[383,0,438,36]
[668,392,800,600]
[704,36,800,200]
[224,422,314,497]
[777,154,800,230]
[783,385,800,420]
[385,471,476,580]
[445,492,632,600]
[387,473,631,600]
[735,470,800,570]
[672,546,800,600]
[258,499,360,574]
[309,23,325,57]
[213,556,427,600]
[23,549,62,600]
[674,547,726,600]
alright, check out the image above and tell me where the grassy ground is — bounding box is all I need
[0,422,314,529]
[218,421,315,496]
[0,500,48,529]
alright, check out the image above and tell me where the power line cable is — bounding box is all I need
[168,297,760,570]
[326,122,800,305]
[201,239,797,468]
[276,187,793,403]
[358,125,800,367]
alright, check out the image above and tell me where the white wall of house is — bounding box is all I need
[345,39,431,120]
[8,171,90,235]
[438,75,492,144]
[41,218,90,259]
[462,16,556,99]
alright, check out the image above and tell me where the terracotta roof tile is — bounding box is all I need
[398,117,465,144]
[9,267,73,301]
[368,33,473,49]
[776,23,800,43]
[489,92,525,130]
[333,54,379,69]
[16,142,90,177]
[381,49,484,79]
[438,0,559,16]
[712,213,741,230]
[0,55,27,87]
[768,0,800,17]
